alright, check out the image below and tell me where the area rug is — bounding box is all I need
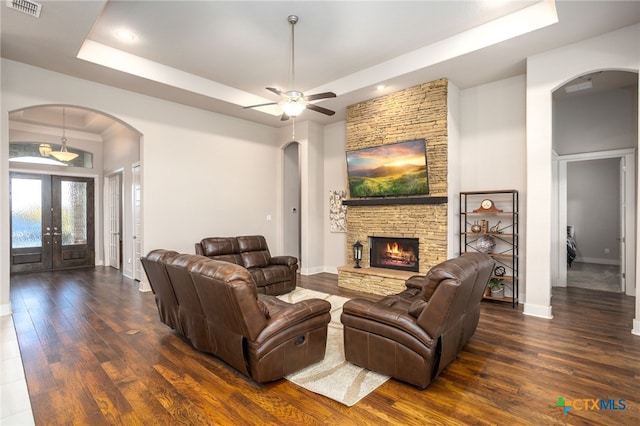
[277,288,390,407]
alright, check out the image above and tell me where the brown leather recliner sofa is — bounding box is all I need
[141,249,331,383]
[195,235,297,296]
[340,252,494,389]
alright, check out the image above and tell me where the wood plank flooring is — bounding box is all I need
[9,267,640,425]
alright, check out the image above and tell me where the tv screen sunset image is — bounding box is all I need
[346,139,429,198]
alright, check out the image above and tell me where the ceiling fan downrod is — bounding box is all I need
[243,14,336,120]
[287,15,298,92]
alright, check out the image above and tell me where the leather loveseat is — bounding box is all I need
[195,235,297,295]
[340,252,494,389]
[141,249,331,383]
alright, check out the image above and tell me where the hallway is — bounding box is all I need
[568,262,622,293]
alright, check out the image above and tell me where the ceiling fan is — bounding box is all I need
[244,15,337,121]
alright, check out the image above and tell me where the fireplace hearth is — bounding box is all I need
[370,237,419,272]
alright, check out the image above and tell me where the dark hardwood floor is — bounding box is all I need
[10,267,639,425]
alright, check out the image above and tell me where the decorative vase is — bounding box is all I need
[490,286,504,298]
[476,235,496,253]
[471,221,481,233]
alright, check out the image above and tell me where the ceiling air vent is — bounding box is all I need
[6,0,42,17]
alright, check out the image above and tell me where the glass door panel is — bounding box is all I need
[11,178,43,248]
[61,180,88,245]
[10,174,52,272]
[52,176,94,270]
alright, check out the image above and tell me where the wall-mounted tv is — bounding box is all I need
[346,139,429,198]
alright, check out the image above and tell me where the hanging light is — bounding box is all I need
[279,92,306,118]
[49,107,78,162]
[38,143,51,156]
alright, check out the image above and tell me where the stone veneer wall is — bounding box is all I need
[340,79,449,294]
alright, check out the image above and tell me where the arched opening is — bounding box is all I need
[548,69,639,329]
[8,104,142,279]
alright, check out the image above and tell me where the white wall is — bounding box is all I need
[447,81,461,259]
[525,23,639,326]
[1,59,283,313]
[554,87,638,155]
[323,120,347,273]
[291,121,326,275]
[459,74,527,298]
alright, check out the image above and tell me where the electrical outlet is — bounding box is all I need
[604,248,610,254]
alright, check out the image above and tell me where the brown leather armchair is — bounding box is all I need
[141,250,331,383]
[340,252,494,389]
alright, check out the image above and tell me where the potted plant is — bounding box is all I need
[487,278,504,298]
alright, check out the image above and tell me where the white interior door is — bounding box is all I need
[132,164,143,281]
[619,157,626,293]
[108,174,121,269]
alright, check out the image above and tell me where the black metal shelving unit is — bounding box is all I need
[460,190,519,307]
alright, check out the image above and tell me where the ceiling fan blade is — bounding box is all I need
[266,87,283,96]
[280,112,290,121]
[306,103,335,116]
[243,102,278,109]
[304,92,337,102]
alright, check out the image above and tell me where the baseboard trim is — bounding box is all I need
[523,303,553,319]
[573,258,621,266]
[300,266,325,275]
[633,319,640,336]
[138,280,151,292]
[0,303,12,317]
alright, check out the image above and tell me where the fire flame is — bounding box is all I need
[386,242,401,254]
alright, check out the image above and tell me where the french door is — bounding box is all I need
[10,173,95,273]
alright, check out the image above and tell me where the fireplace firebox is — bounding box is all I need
[369,237,419,272]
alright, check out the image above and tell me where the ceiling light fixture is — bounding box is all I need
[116,29,136,41]
[565,80,592,94]
[279,91,306,117]
[243,15,336,120]
[49,107,79,162]
[38,143,51,156]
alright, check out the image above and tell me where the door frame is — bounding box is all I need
[105,171,122,269]
[9,167,102,268]
[9,168,101,273]
[132,162,144,286]
[556,148,636,296]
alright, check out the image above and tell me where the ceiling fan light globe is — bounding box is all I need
[279,100,306,117]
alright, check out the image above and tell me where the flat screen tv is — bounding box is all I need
[346,139,429,198]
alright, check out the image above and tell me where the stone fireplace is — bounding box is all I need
[337,78,450,295]
[370,236,419,272]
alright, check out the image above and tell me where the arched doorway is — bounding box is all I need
[552,71,638,298]
[8,104,142,278]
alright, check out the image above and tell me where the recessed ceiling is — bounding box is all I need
[2,0,639,130]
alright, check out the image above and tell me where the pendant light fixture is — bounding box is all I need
[49,107,78,162]
[38,143,51,156]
